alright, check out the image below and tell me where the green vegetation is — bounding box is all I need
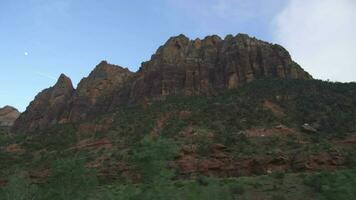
[1,79,356,199]
[0,155,98,200]
[304,169,356,200]
[0,173,38,200]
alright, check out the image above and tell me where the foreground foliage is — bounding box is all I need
[1,79,356,199]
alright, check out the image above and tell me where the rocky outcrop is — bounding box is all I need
[12,62,133,132]
[128,34,311,102]
[173,144,346,177]
[12,74,74,132]
[67,61,133,122]
[13,34,313,133]
[0,106,20,127]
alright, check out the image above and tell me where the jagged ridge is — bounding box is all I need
[12,34,312,133]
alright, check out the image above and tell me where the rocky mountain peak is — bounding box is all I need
[57,73,73,86]
[89,60,131,78]
[129,34,312,102]
[0,106,18,112]
[13,33,313,133]
[52,74,74,96]
[0,106,20,127]
[12,74,75,132]
[67,61,134,122]
[75,61,133,99]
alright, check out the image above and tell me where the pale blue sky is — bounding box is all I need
[1,0,355,111]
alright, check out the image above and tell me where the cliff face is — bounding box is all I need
[0,106,20,127]
[12,63,132,132]
[128,34,311,102]
[13,74,74,132]
[67,61,133,122]
[13,34,312,133]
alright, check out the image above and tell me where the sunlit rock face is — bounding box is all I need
[0,106,20,127]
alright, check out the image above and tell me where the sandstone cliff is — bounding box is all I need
[68,61,133,122]
[13,74,74,132]
[127,34,311,102]
[13,34,312,133]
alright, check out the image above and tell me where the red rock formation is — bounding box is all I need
[13,34,313,133]
[128,34,311,102]
[67,61,133,122]
[0,106,20,127]
[12,74,74,132]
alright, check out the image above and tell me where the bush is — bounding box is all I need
[0,174,38,200]
[129,136,178,183]
[40,155,98,200]
[304,170,356,200]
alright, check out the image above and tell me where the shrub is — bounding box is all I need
[129,136,178,183]
[0,174,38,200]
[304,170,356,200]
[40,155,98,200]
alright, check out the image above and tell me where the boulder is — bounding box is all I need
[302,123,318,133]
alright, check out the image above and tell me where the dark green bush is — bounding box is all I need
[40,155,98,200]
[304,170,356,200]
[0,174,38,200]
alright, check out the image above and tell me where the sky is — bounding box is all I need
[0,0,355,112]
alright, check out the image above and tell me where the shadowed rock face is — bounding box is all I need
[0,106,20,127]
[12,74,74,132]
[13,34,313,133]
[67,61,133,122]
[12,62,133,132]
[128,34,311,102]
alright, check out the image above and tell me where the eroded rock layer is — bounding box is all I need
[13,34,312,133]
[128,34,311,102]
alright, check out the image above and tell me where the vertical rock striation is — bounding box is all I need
[13,34,313,133]
[128,34,311,102]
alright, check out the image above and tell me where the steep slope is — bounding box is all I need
[13,33,312,133]
[67,61,133,122]
[0,106,20,127]
[127,34,311,102]
[1,79,356,200]
[12,74,74,133]
[12,62,132,132]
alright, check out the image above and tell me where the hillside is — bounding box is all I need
[1,34,355,199]
[12,34,311,133]
[1,79,356,199]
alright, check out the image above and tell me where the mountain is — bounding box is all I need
[12,74,74,132]
[4,34,356,199]
[0,106,20,127]
[12,34,311,133]
[127,34,311,102]
[2,79,356,199]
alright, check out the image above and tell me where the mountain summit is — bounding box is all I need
[13,34,312,133]
[0,106,20,127]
